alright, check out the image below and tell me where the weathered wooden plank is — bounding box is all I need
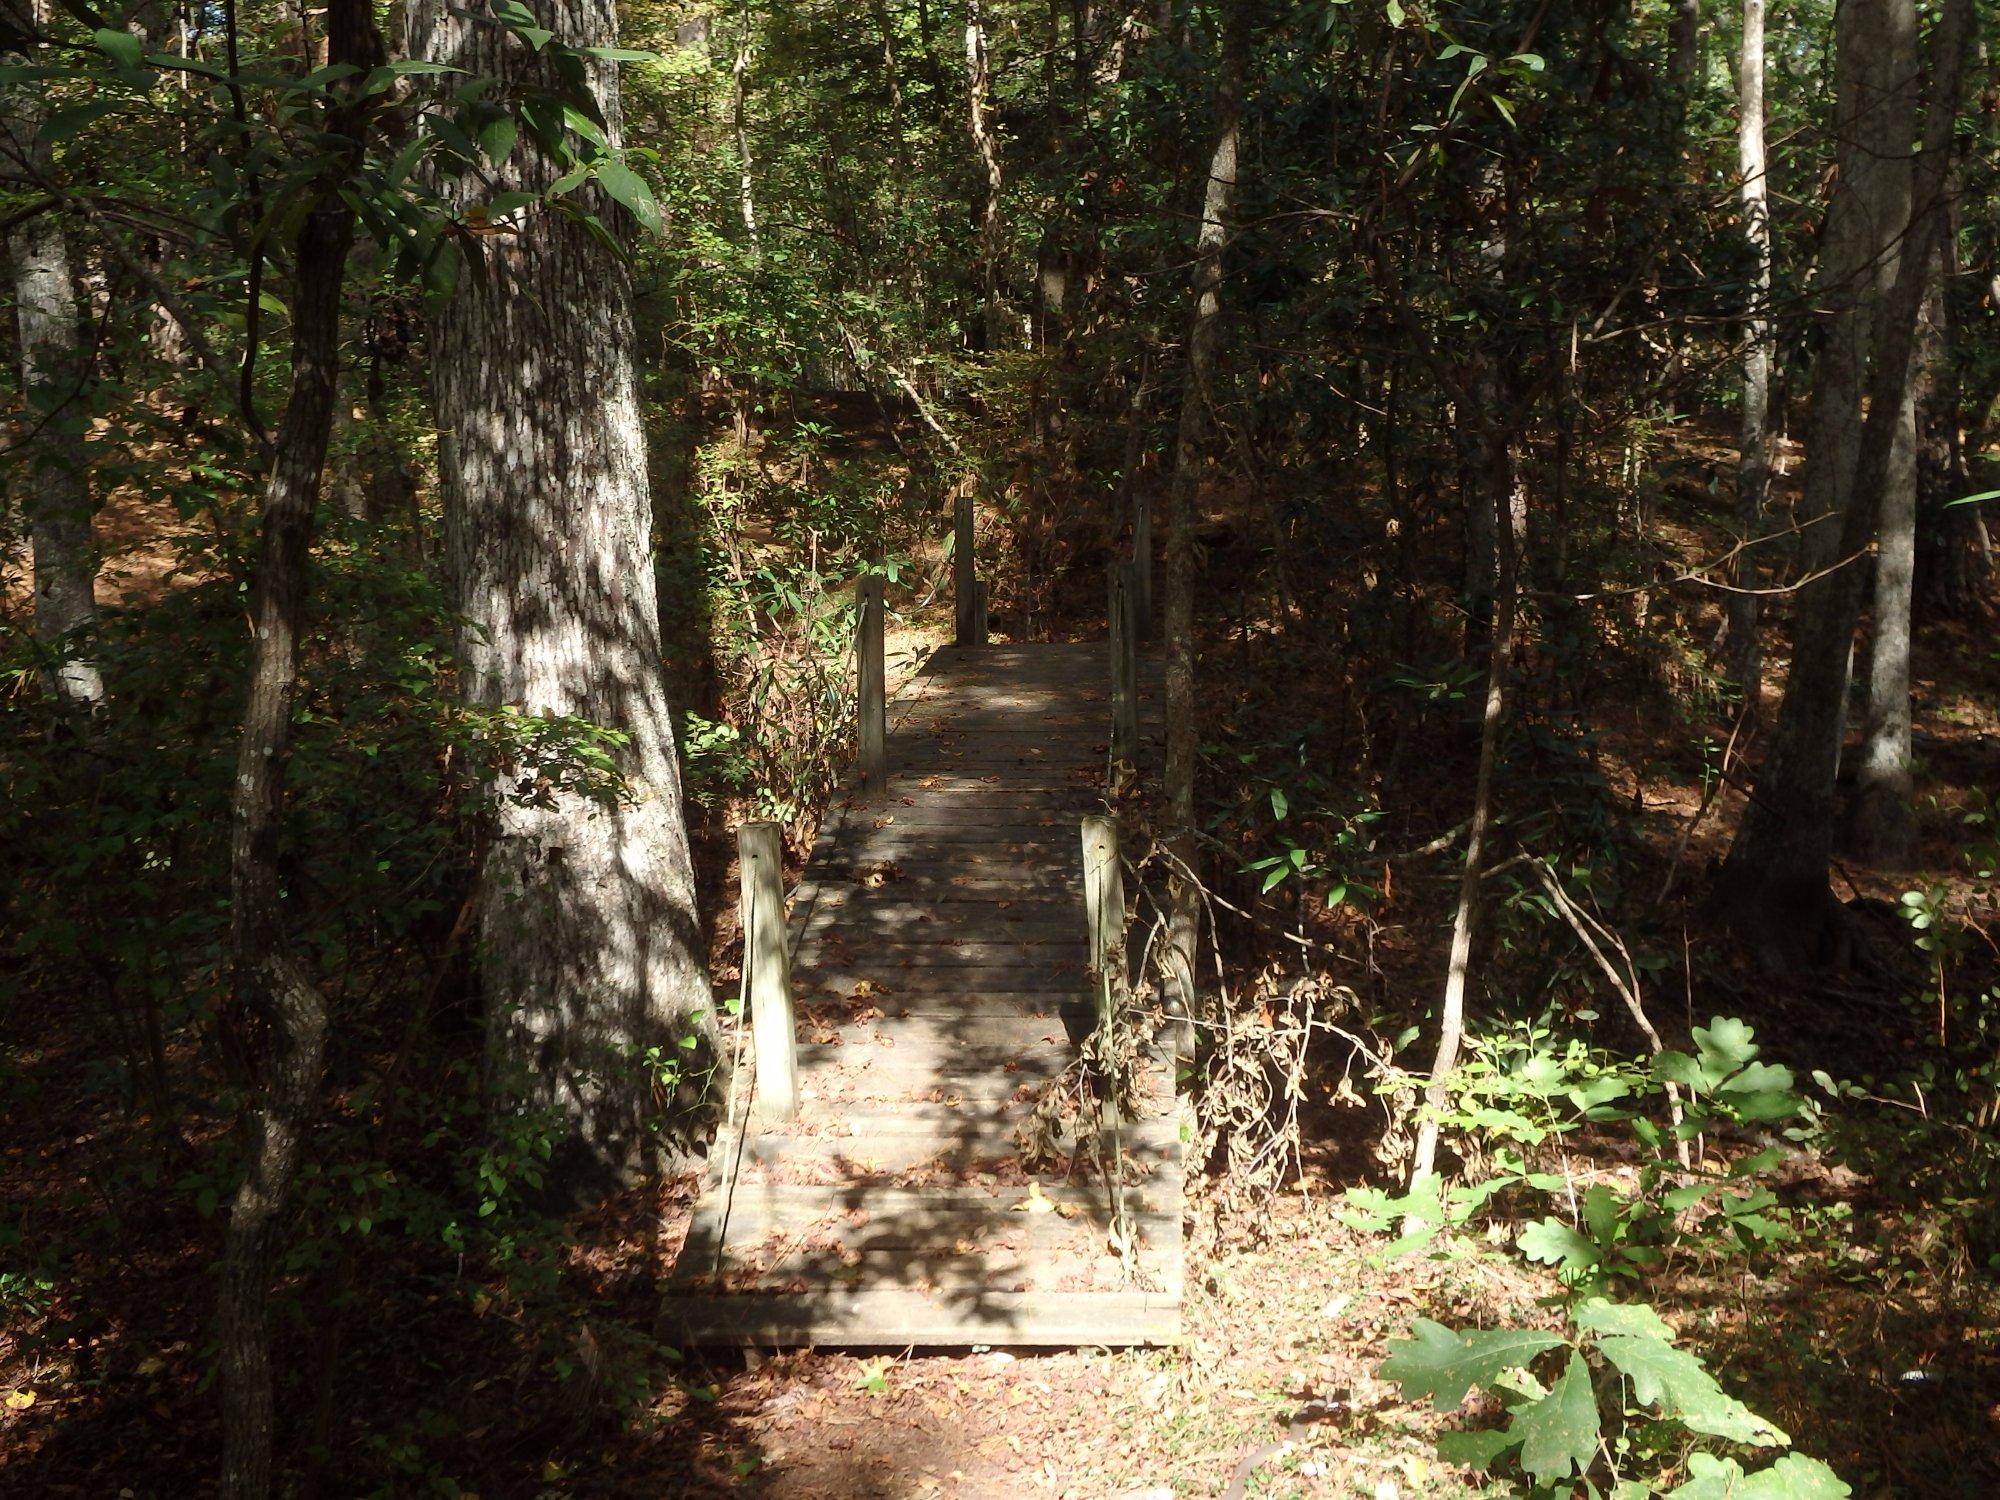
[661,1288,1180,1348]
[851,782,1106,800]
[715,1119,1183,1179]
[681,1197,1180,1269]
[800,888,1080,912]
[798,991,1078,1018]
[710,1097,1037,1138]
[822,867,1074,894]
[679,1181,1179,1236]
[798,905,1079,938]
[796,939,1082,968]
[796,1016,1092,1050]
[676,1238,1182,1299]
[835,833,1089,854]
[834,809,1086,832]
[798,888,1080,915]
[844,778,1107,797]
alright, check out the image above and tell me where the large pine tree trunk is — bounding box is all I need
[2,0,103,713]
[411,0,713,1190]
[1725,0,1771,698]
[1715,0,1970,966]
[1161,0,1248,1026]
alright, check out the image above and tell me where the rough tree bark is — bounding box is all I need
[217,8,377,1493]
[1715,0,1971,967]
[411,0,714,1190]
[1913,204,1986,617]
[1789,0,1917,577]
[1161,0,1248,1026]
[1848,238,1942,866]
[1724,0,1771,698]
[2,0,103,712]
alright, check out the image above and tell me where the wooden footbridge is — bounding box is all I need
[665,565,1183,1348]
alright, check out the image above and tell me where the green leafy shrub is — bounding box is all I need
[1383,1298,1846,1495]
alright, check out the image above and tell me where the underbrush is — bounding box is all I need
[0,389,934,1491]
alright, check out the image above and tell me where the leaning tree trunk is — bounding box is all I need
[1409,470,1517,1189]
[1724,0,1772,699]
[1160,0,1248,1027]
[217,7,377,1492]
[1715,0,1970,968]
[2,0,103,713]
[411,0,713,1191]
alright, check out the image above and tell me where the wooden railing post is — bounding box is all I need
[1109,561,1137,764]
[1080,815,1129,1028]
[737,822,797,1122]
[858,572,886,787]
[954,489,985,646]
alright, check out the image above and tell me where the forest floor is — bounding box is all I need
[3,417,1998,1496]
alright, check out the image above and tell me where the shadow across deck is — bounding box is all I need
[663,643,1180,1348]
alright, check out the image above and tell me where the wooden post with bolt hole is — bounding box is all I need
[1109,562,1137,764]
[1081,815,1129,1029]
[954,490,985,646]
[858,572,886,787]
[737,822,797,1122]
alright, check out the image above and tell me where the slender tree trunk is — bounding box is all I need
[1161,0,1247,1024]
[218,6,377,1491]
[868,0,909,181]
[965,0,1006,349]
[732,33,758,247]
[1725,0,1771,699]
[1848,235,1940,865]
[1716,0,1971,966]
[1913,208,1984,616]
[412,0,714,1191]
[2,0,104,712]
[1409,476,1516,1189]
[1455,152,1521,653]
[1457,354,1517,646]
